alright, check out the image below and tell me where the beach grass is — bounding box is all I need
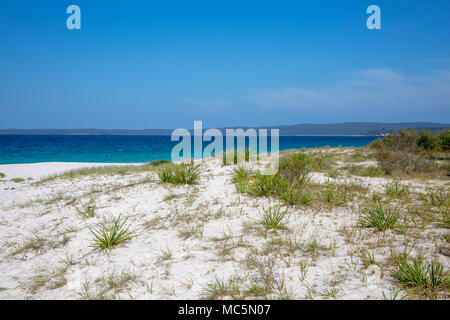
[359,202,401,231]
[90,215,138,250]
[157,162,201,185]
[35,159,170,184]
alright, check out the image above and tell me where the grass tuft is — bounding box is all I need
[392,256,447,290]
[259,206,288,229]
[90,215,138,249]
[384,181,408,196]
[157,163,201,185]
[360,202,401,231]
[75,202,96,218]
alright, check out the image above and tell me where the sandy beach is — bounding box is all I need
[0,148,448,300]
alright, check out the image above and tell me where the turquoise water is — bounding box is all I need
[0,135,380,164]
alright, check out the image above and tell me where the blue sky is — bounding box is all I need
[1,0,449,129]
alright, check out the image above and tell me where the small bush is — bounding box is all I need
[0,172,5,178]
[369,129,449,176]
[375,148,433,175]
[437,129,450,151]
[360,202,401,231]
[11,177,25,183]
[259,206,288,229]
[90,215,138,249]
[417,130,440,151]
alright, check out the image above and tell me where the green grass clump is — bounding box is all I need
[360,202,401,231]
[277,178,311,206]
[425,189,448,207]
[259,206,288,229]
[11,177,25,183]
[345,165,384,177]
[157,163,201,185]
[320,182,348,206]
[384,181,408,196]
[90,215,138,249]
[247,173,279,197]
[392,256,447,290]
[75,202,96,218]
[278,153,314,188]
[231,152,315,205]
[0,172,5,178]
[232,167,251,193]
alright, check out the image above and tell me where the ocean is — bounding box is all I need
[0,134,380,164]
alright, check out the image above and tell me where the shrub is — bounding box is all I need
[437,129,450,151]
[360,202,401,231]
[374,148,432,175]
[370,129,449,175]
[417,130,440,151]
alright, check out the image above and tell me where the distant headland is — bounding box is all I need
[0,122,449,136]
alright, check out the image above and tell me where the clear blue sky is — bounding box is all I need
[1,0,449,129]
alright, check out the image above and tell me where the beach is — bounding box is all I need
[0,148,448,299]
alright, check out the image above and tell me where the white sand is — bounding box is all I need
[0,157,448,300]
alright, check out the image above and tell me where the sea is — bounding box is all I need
[0,134,381,164]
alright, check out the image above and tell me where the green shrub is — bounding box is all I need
[418,130,440,151]
[437,129,450,151]
[374,148,433,175]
